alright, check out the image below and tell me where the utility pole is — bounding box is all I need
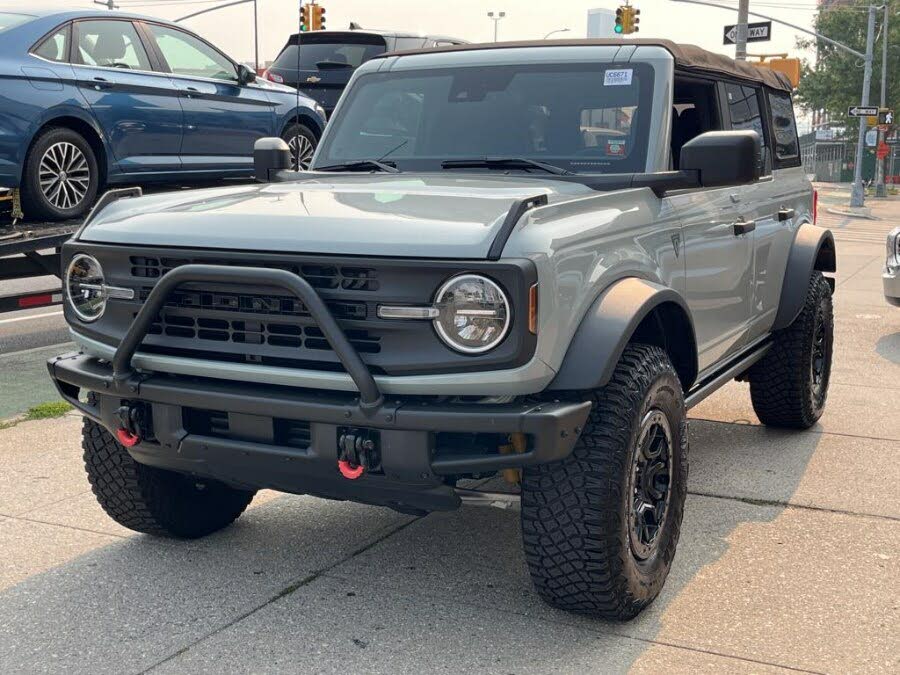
[850,6,877,209]
[487,11,506,42]
[735,0,750,61]
[875,3,889,198]
[253,0,259,74]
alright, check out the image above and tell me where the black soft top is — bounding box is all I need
[374,38,793,92]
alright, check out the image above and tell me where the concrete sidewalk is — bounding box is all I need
[0,202,898,674]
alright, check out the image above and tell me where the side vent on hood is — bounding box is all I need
[487,194,549,261]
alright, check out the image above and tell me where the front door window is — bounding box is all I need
[146,24,236,81]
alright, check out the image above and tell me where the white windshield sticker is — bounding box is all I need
[604,69,633,86]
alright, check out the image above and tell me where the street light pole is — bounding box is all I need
[851,6,877,208]
[253,0,259,74]
[735,0,750,61]
[487,11,506,42]
[875,4,889,198]
[93,0,117,9]
[543,28,570,39]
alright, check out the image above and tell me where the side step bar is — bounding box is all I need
[684,339,771,410]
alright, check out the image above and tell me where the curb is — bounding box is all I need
[825,207,879,221]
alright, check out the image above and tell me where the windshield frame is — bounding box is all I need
[313,61,656,176]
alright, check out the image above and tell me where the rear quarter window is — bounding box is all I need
[768,90,801,168]
[32,24,71,62]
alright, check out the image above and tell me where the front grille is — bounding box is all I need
[145,313,381,353]
[130,256,378,291]
[138,288,367,320]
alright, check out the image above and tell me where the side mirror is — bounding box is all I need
[254,137,291,182]
[680,130,762,188]
[237,64,257,85]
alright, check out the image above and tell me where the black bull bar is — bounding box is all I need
[47,264,591,510]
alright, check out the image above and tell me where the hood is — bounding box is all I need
[80,175,593,259]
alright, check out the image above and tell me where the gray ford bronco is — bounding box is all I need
[49,39,835,620]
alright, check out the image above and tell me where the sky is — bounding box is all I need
[36,0,826,66]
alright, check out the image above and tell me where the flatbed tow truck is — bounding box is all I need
[1,182,244,315]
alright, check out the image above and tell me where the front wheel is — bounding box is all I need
[281,123,317,171]
[521,344,688,620]
[82,417,256,538]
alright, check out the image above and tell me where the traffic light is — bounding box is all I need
[311,3,326,31]
[615,5,640,35]
[299,3,310,32]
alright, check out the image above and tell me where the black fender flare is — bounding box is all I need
[548,277,698,391]
[772,223,836,331]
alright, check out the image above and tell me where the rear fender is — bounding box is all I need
[772,224,836,331]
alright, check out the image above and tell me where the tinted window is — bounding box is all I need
[316,63,655,175]
[74,20,152,70]
[147,24,236,80]
[33,25,70,62]
[768,90,800,166]
[725,83,770,174]
[0,12,31,33]
[274,38,386,71]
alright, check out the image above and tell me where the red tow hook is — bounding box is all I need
[116,428,141,447]
[338,459,365,480]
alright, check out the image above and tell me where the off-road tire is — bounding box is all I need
[748,271,833,429]
[21,126,100,221]
[82,417,255,538]
[521,344,688,620]
[281,123,317,171]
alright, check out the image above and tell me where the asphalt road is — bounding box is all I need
[0,187,897,674]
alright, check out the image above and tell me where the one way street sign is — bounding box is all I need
[848,106,880,118]
[723,21,772,45]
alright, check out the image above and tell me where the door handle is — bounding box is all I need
[778,208,796,222]
[733,219,756,236]
[90,77,113,90]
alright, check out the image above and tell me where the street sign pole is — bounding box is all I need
[875,4,889,198]
[851,6,877,209]
[735,0,749,61]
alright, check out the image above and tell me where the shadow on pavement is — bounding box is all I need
[0,418,858,674]
[875,331,900,365]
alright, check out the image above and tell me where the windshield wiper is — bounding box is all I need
[441,157,572,176]
[315,159,400,174]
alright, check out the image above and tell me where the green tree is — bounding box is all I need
[795,1,899,130]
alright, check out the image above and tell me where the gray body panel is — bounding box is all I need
[69,44,818,398]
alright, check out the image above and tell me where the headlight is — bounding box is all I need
[433,274,510,354]
[66,254,106,322]
[888,227,900,267]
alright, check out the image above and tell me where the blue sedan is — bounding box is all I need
[0,8,325,220]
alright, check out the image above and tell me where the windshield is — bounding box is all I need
[273,35,386,71]
[315,63,654,174]
[0,12,31,33]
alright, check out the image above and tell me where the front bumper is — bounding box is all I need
[48,352,591,513]
[884,266,900,307]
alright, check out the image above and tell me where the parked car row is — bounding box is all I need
[0,8,467,222]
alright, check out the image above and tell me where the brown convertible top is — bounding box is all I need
[375,38,793,92]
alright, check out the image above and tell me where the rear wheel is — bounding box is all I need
[82,416,255,538]
[281,123,317,170]
[748,271,833,429]
[21,127,100,221]
[521,344,688,620]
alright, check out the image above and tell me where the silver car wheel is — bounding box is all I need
[288,134,315,170]
[39,141,90,210]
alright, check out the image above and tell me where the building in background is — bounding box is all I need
[587,8,615,38]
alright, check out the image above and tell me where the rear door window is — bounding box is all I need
[725,83,771,175]
[767,90,801,168]
[32,24,70,62]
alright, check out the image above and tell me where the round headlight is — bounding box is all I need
[66,254,106,322]
[433,274,510,354]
